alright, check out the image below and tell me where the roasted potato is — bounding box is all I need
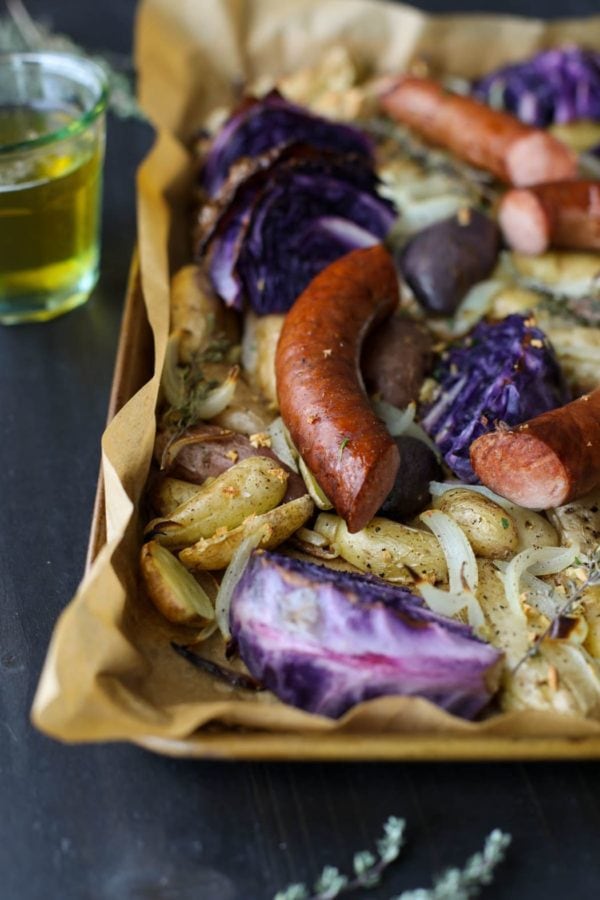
[140,540,215,625]
[435,488,519,559]
[314,513,447,584]
[179,495,314,570]
[147,455,288,549]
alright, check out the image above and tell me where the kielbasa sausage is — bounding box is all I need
[499,180,600,254]
[276,245,400,533]
[380,77,577,187]
[470,389,600,509]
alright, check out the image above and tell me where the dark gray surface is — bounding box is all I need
[1,2,600,899]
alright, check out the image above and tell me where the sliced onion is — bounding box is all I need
[419,583,486,632]
[429,481,559,550]
[526,546,578,577]
[161,330,187,407]
[494,561,561,620]
[193,366,239,420]
[500,546,578,624]
[371,399,415,435]
[298,456,333,510]
[401,421,442,460]
[267,417,299,473]
[420,509,478,594]
[295,527,329,548]
[215,528,267,640]
[190,620,220,644]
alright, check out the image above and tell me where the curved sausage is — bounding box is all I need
[276,245,400,533]
[499,181,600,254]
[380,77,577,187]
[470,389,600,509]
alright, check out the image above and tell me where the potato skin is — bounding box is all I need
[399,209,501,315]
[147,455,289,549]
[436,489,519,559]
[377,436,442,521]
[314,512,447,584]
[179,495,314,570]
[361,317,433,409]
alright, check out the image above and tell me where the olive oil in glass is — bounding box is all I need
[0,55,108,324]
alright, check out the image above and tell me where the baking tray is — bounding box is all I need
[85,255,600,761]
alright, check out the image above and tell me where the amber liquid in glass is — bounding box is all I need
[0,103,103,323]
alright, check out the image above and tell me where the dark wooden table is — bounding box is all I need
[1,2,599,898]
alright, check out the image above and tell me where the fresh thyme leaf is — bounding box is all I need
[501,517,510,530]
[162,332,235,434]
[275,819,510,900]
[393,829,511,900]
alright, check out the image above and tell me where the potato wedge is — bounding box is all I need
[435,489,519,559]
[241,312,284,407]
[149,476,203,517]
[170,264,239,362]
[140,540,215,625]
[179,495,314,570]
[314,513,447,584]
[147,455,288,549]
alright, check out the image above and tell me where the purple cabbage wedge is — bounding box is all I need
[229,551,502,720]
[196,144,396,314]
[201,90,374,196]
[474,46,600,126]
[421,314,570,482]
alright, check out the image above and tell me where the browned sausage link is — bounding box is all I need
[499,180,600,255]
[470,389,600,509]
[380,77,577,187]
[276,245,400,533]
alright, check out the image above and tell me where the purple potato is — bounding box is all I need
[230,551,502,719]
[377,435,442,521]
[399,209,501,316]
[361,316,433,409]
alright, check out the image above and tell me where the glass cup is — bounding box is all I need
[0,53,109,324]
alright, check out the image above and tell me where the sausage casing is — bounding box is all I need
[499,180,600,254]
[470,389,600,509]
[380,77,577,187]
[276,245,400,533]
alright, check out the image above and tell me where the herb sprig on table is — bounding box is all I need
[275,818,511,900]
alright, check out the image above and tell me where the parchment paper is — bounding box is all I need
[32,0,600,749]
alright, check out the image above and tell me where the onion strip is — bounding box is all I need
[419,583,486,632]
[420,509,478,594]
[267,417,299,473]
[214,527,267,640]
[500,546,578,624]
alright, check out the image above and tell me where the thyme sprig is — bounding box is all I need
[162,333,233,432]
[275,820,511,900]
[393,829,511,900]
[513,547,600,674]
[274,816,406,900]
